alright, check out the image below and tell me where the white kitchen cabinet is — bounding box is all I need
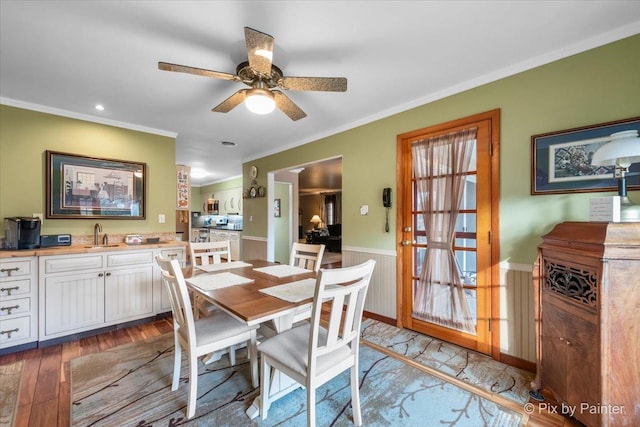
[104,252,154,322]
[39,250,156,341]
[229,231,241,260]
[1,257,38,350]
[209,229,241,260]
[216,187,243,215]
[43,269,105,337]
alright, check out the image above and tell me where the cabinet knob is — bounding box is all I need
[98,273,104,277]
[565,340,572,346]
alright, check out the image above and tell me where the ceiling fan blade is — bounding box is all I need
[244,27,274,76]
[158,62,239,81]
[279,76,347,92]
[273,90,307,121]
[212,89,248,113]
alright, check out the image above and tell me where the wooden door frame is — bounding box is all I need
[395,108,501,359]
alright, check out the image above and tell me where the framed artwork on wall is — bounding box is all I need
[531,117,640,195]
[274,198,281,217]
[46,151,146,219]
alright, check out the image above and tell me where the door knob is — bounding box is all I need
[401,240,412,246]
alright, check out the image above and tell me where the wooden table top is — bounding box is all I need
[186,259,317,326]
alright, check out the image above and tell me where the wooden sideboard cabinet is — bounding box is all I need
[532,221,640,426]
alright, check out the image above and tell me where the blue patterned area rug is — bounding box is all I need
[71,329,523,426]
[360,318,535,406]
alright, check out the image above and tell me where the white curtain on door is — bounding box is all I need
[412,128,477,334]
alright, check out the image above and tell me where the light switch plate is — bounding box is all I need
[158,214,166,223]
[360,205,368,215]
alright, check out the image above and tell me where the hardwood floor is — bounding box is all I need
[1,316,583,427]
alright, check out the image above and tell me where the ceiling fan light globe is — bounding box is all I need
[245,89,276,114]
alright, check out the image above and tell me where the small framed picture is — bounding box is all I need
[274,198,281,217]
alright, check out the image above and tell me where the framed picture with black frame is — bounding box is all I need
[531,117,640,195]
[46,151,146,219]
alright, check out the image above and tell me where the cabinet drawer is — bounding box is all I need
[0,259,32,279]
[107,251,153,268]
[160,248,185,261]
[0,279,31,298]
[0,316,31,345]
[43,255,103,274]
[0,297,30,317]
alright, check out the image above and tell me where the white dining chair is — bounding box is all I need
[156,256,259,419]
[290,242,325,272]
[189,240,232,268]
[258,259,376,427]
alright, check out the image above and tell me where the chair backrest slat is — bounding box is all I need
[290,242,325,272]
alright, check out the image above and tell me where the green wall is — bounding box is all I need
[0,106,177,237]
[242,34,640,264]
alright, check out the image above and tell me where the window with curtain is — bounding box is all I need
[411,127,477,335]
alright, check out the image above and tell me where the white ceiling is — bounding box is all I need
[2,1,639,186]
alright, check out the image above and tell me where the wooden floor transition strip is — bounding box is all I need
[361,339,530,424]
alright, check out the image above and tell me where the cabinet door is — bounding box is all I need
[564,312,600,427]
[541,303,567,399]
[229,232,240,260]
[104,266,153,322]
[44,272,104,336]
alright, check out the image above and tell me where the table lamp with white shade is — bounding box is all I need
[591,130,640,222]
[310,214,322,229]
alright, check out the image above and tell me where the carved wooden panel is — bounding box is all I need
[543,260,597,309]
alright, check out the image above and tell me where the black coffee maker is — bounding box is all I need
[4,217,41,249]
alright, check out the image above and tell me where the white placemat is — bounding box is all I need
[195,261,253,273]
[259,278,317,303]
[253,264,311,278]
[187,272,253,291]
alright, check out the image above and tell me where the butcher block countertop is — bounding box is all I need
[0,240,188,258]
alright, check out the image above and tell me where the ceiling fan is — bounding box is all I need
[158,27,347,121]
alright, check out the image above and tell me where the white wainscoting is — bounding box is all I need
[499,262,536,362]
[342,246,397,319]
[241,236,267,261]
[240,239,535,363]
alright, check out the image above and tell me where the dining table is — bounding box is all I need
[185,259,319,419]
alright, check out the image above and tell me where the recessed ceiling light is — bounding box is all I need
[220,141,237,147]
[94,104,105,111]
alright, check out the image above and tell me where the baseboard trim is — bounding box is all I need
[363,312,537,374]
[499,352,536,373]
[363,310,395,326]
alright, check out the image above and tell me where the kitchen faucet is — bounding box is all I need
[94,223,102,245]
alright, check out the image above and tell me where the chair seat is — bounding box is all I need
[187,310,257,348]
[258,323,352,378]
